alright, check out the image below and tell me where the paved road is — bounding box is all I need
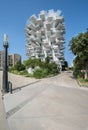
[3,71,88,130]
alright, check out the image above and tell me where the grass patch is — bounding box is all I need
[78,77,88,87]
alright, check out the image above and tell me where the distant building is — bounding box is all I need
[0,50,4,70]
[8,54,21,67]
[0,50,21,70]
[25,9,65,69]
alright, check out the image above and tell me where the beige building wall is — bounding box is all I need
[0,50,4,70]
[0,51,21,69]
[8,54,21,67]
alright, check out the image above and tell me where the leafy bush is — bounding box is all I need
[84,78,88,82]
[24,58,41,68]
[9,57,59,79]
[73,67,80,78]
[33,69,43,79]
[14,61,25,71]
[19,70,28,75]
[33,62,58,79]
[79,72,85,79]
[49,62,58,74]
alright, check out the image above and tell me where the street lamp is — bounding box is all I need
[2,34,9,93]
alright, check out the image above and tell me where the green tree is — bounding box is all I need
[69,29,88,78]
[24,58,41,68]
[23,57,59,78]
[14,61,25,71]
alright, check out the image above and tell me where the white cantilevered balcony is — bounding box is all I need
[47,52,52,57]
[54,53,60,57]
[60,29,66,34]
[26,9,65,69]
[35,45,41,49]
[47,16,53,22]
[43,42,50,48]
[56,16,64,23]
[57,36,65,41]
[26,30,35,36]
[52,44,58,49]
[56,39,64,45]
[54,18,60,27]
[35,37,41,44]
[59,44,65,50]
[41,28,45,34]
[50,36,56,42]
[36,31,41,37]
[39,10,46,21]
[36,18,43,26]
[46,31,51,37]
[44,44,51,49]
[29,35,36,41]
[43,39,48,44]
[30,15,37,25]
[29,24,36,31]
[44,22,51,30]
[56,33,62,38]
[56,24,65,30]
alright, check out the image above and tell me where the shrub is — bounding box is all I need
[33,68,48,79]
[79,72,85,79]
[14,61,25,71]
[9,57,59,79]
[84,78,88,82]
[73,68,80,78]
[19,70,28,75]
[33,69,43,79]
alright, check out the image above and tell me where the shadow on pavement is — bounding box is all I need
[12,80,41,92]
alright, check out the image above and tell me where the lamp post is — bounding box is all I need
[2,34,9,93]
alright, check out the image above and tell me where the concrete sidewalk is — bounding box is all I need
[0,71,38,130]
[0,71,9,130]
[0,91,9,130]
[3,72,88,130]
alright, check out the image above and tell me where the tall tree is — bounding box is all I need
[69,29,88,79]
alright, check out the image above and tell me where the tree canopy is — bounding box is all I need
[69,29,88,78]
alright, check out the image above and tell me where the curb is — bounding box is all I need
[77,79,88,88]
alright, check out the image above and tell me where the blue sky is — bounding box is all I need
[0,0,88,66]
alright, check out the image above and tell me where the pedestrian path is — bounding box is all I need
[0,71,9,130]
[1,71,88,130]
[0,91,9,130]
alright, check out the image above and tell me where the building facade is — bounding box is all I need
[0,51,21,70]
[25,9,65,69]
[0,50,4,70]
[8,54,21,67]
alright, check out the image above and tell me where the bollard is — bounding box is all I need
[8,81,12,94]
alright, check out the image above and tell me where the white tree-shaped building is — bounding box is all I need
[25,9,65,69]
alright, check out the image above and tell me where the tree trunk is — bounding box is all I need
[85,70,87,79]
[85,63,88,79]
